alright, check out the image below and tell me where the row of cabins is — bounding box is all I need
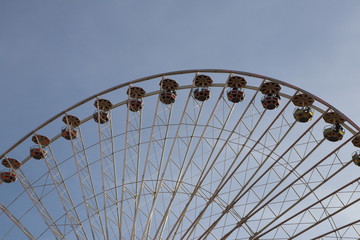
[2,75,359,183]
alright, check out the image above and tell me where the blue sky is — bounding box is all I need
[1,1,360,238]
[1,1,360,150]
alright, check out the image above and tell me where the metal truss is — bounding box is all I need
[1,70,360,240]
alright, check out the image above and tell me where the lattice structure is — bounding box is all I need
[0,70,360,240]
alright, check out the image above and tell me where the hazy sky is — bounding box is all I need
[1,1,360,239]
[1,1,360,160]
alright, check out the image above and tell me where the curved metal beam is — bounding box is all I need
[0,203,36,240]
[2,69,358,160]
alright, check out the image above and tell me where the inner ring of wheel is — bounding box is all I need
[2,69,359,162]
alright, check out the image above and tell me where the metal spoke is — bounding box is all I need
[43,144,88,240]
[15,168,64,239]
[140,83,174,240]
[252,136,358,239]
[1,70,360,240]
[0,202,36,240]
[178,81,266,239]
[196,94,296,239]
[152,83,204,239]
[217,108,329,239]
[67,124,106,239]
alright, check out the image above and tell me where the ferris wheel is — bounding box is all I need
[1,69,360,240]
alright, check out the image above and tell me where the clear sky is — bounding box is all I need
[1,1,360,238]
[1,0,360,150]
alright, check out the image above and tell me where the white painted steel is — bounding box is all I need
[1,70,360,240]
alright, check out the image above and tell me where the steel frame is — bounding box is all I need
[1,70,360,240]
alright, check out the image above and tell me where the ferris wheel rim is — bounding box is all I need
[1,68,359,160]
[1,69,360,240]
